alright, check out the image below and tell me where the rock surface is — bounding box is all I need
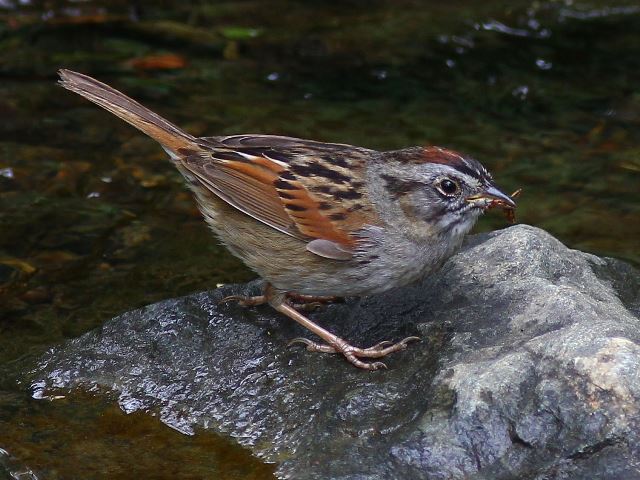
[28,225,640,479]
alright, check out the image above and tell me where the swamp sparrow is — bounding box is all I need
[58,69,516,370]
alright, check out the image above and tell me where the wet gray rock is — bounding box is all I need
[29,225,640,479]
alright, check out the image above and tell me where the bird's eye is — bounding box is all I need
[436,178,460,197]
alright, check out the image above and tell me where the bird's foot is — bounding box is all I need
[219,294,267,307]
[288,336,421,371]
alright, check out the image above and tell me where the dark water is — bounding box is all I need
[1,0,639,478]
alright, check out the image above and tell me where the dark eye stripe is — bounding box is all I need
[380,174,424,199]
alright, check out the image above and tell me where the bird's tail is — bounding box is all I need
[58,69,197,154]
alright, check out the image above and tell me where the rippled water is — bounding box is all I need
[1,0,639,478]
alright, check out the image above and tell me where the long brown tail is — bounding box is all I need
[58,69,197,153]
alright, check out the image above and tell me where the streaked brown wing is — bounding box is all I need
[178,136,378,258]
[179,147,302,239]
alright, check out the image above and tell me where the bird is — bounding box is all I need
[58,69,517,370]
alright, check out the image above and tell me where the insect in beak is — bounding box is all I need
[466,187,521,223]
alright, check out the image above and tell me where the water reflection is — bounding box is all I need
[0,390,275,479]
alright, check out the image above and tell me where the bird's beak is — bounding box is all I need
[466,185,517,209]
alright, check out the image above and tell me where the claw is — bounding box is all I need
[219,295,242,305]
[288,337,336,353]
[342,351,388,370]
[371,362,388,370]
[219,294,266,307]
[287,337,312,348]
[367,340,394,351]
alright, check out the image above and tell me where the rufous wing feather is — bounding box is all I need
[178,143,377,260]
[180,149,303,239]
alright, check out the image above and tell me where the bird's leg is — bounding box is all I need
[222,283,419,370]
[262,284,420,371]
